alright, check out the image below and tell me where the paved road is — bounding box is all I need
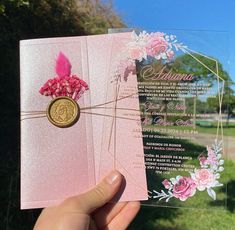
[187,133,235,160]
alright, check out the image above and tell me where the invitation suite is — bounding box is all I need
[20,30,228,210]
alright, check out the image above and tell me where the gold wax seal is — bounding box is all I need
[46,96,80,128]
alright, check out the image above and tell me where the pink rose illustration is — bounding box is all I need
[117,59,136,81]
[153,32,165,37]
[173,177,196,201]
[166,50,174,59]
[192,169,217,191]
[128,45,146,61]
[206,146,219,166]
[146,37,168,57]
[199,154,208,166]
[162,179,171,189]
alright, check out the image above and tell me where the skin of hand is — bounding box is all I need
[33,171,140,230]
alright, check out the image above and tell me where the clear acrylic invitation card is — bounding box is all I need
[102,29,229,209]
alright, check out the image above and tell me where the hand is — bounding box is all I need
[34,171,140,230]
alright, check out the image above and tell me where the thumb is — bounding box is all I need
[61,170,123,214]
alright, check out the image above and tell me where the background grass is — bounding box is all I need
[196,124,235,137]
[143,123,235,137]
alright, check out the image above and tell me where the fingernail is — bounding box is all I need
[106,171,121,185]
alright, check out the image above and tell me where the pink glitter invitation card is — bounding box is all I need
[20,33,148,209]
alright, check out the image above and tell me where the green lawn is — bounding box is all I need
[128,159,235,230]
[143,122,235,137]
[196,125,235,137]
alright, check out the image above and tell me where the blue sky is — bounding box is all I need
[113,0,235,85]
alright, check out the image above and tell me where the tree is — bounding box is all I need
[0,1,125,228]
[172,53,231,83]
[171,54,234,119]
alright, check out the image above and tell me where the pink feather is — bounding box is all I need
[55,52,71,77]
